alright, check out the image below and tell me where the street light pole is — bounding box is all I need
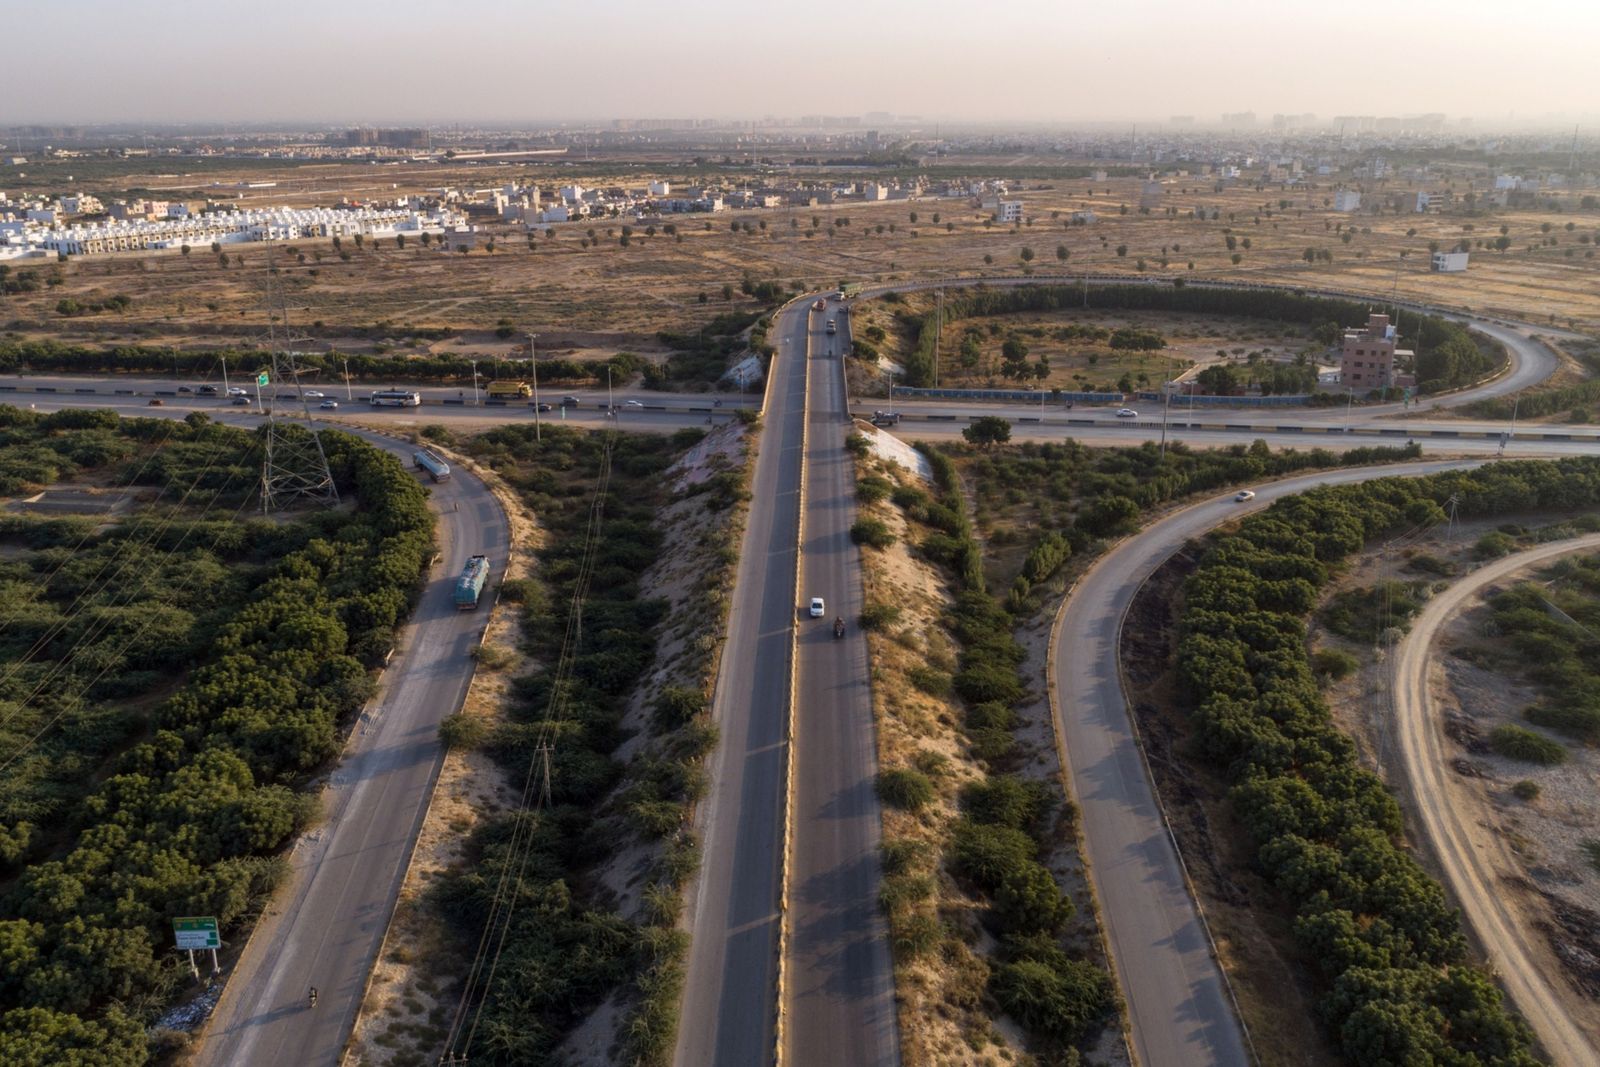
[470,360,479,407]
[221,355,230,396]
[1159,383,1172,459]
[530,333,541,441]
[1344,386,1355,433]
[342,357,351,402]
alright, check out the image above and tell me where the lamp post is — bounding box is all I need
[221,355,230,396]
[530,333,541,441]
[470,360,479,407]
[1344,386,1355,433]
[341,357,351,402]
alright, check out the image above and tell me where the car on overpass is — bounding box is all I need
[1116,407,1139,418]
[809,596,825,618]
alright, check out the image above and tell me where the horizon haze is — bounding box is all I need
[7,0,1600,129]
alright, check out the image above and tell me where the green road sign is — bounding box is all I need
[256,371,270,386]
[173,916,220,950]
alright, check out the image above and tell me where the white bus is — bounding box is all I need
[369,389,422,407]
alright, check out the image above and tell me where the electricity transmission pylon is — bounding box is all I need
[257,268,339,514]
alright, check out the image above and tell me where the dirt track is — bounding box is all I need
[1392,535,1600,1067]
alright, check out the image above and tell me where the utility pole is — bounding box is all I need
[530,333,541,441]
[221,354,229,395]
[470,359,479,406]
[342,357,351,402]
[1344,386,1355,434]
[934,287,943,388]
[1159,382,1172,459]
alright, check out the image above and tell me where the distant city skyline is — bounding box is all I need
[7,0,1599,128]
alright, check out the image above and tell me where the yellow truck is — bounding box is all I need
[486,381,532,398]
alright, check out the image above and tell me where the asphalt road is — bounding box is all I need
[1393,539,1600,1067]
[190,432,509,1065]
[785,310,898,1064]
[675,315,807,1065]
[1051,459,1483,1067]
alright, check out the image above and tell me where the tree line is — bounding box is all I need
[0,339,644,391]
[1173,459,1600,1064]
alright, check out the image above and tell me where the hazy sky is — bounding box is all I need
[7,0,1599,127]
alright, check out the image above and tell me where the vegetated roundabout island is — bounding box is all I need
[1120,457,1600,1066]
[846,283,1504,403]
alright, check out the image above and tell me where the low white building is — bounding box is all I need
[1333,189,1361,212]
[647,180,670,197]
[993,200,1023,223]
[1431,250,1469,272]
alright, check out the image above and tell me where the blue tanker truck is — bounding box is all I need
[413,449,451,482]
[454,555,490,610]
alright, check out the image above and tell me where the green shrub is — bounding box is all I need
[889,911,942,960]
[1524,703,1600,742]
[857,475,894,503]
[876,768,936,811]
[908,666,953,697]
[850,518,896,549]
[881,837,932,875]
[1511,780,1540,801]
[1488,723,1567,764]
[845,432,870,456]
[439,713,488,751]
[859,601,902,630]
[654,686,708,729]
[1311,648,1360,681]
[990,958,1117,1042]
[961,776,1053,832]
[1320,581,1424,643]
[1474,530,1518,559]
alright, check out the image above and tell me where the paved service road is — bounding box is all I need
[675,311,807,1066]
[1393,539,1600,1067]
[192,434,509,1066]
[786,308,898,1064]
[1052,459,1482,1067]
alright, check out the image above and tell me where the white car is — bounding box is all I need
[304,390,325,399]
[809,597,826,618]
[319,399,339,410]
[227,386,248,397]
[1234,490,1256,502]
[625,399,644,408]
[1116,408,1139,418]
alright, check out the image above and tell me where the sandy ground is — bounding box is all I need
[9,173,1597,354]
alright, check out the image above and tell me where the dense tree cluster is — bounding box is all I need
[1173,459,1600,1063]
[0,419,434,1062]
[890,284,1502,393]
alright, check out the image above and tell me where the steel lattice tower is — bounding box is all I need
[258,271,339,514]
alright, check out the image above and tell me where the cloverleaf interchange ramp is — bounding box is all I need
[5,276,1581,1065]
[1051,460,1492,1066]
[1393,537,1600,1067]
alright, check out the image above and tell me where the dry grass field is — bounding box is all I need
[6,167,1597,364]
